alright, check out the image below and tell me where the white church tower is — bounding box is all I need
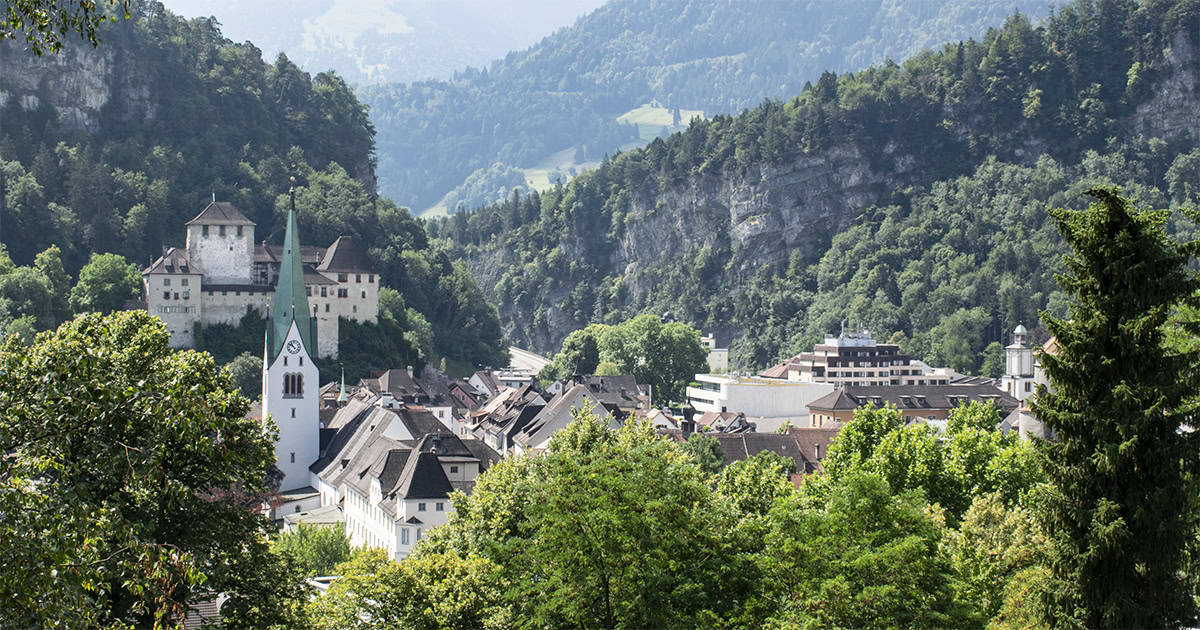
[1002,323,1035,401]
[262,181,320,495]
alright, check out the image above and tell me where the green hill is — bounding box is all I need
[434,0,1200,373]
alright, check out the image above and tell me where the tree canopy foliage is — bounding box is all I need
[0,310,303,627]
[539,313,708,402]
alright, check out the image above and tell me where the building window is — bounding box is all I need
[290,452,295,463]
[182,291,189,300]
[306,286,311,296]
[173,292,179,300]
[180,278,188,286]
[320,287,327,297]
[202,225,209,236]
[338,273,348,282]
[352,305,357,313]
[291,408,296,418]
[436,502,444,511]
[416,528,422,541]
[283,373,304,398]
[218,225,226,236]
[1025,382,1032,392]
[450,465,458,474]
[299,357,303,366]
[355,274,361,282]
[325,304,330,312]
[163,291,170,300]
[418,502,426,512]
[237,225,243,237]
[337,288,348,298]
[401,528,410,545]
[163,278,171,287]
[368,274,374,283]
[283,357,287,366]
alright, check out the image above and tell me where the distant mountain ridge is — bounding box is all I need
[364,0,1059,210]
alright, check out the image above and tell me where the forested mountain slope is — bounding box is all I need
[364,0,1058,210]
[0,0,506,370]
[435,0,1200,373]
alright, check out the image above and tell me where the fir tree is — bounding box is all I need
[1034,187,1200,627]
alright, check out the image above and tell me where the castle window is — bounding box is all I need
[202,225,209,236]
[320,287,327,297]
[355,274,361,282]
[219,225,226,236]
[338,289,348,298]
[338,273,348,282]
[237,226,243,237]
[283,373,303,398]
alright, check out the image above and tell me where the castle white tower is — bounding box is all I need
[1002,323,1035,401]
[262,185,320,494]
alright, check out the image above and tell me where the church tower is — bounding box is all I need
[262,181,320,493]
[1002,323,1035,401]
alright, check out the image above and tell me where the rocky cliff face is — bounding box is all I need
[466,27,1200,356]
[0,34,155,132]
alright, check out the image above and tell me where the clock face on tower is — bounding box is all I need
[286,340,301,355]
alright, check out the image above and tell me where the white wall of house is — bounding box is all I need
[687,375,835,420]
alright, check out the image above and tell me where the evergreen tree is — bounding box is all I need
[1034,187,1200,627]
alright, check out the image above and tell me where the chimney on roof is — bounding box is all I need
[429,434,442,455]
[407,365,414,378]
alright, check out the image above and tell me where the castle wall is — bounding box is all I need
[145,272,202,347]
[187,224,254,285]
[200,287,270,326]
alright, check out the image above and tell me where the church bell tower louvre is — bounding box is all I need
[262,178,320,494]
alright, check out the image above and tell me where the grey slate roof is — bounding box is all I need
[393,451,453,500]
[186,201,255,226]
[143,247,201,275]
[317,236,375,273]
[807,384,1018,413]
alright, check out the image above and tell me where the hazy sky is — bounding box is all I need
[157,0,606,84]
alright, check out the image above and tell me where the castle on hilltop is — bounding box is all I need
[142,201,378,358]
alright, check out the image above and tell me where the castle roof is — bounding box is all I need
[185,201,255,226]
[317,236,374,273]
[143,247,202,275]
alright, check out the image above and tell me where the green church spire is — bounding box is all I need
[337,367,349,403]
[267,178,315,361]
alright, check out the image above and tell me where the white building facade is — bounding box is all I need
[686,374,835,431]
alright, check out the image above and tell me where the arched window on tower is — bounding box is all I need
[283,373,304,398]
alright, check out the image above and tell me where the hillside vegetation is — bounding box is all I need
[0,0,505,370]
[434,0,1200,373]
[363,0,1058,210]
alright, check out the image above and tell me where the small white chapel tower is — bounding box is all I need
[1002,323,1035,401]
[262,180,320,493]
